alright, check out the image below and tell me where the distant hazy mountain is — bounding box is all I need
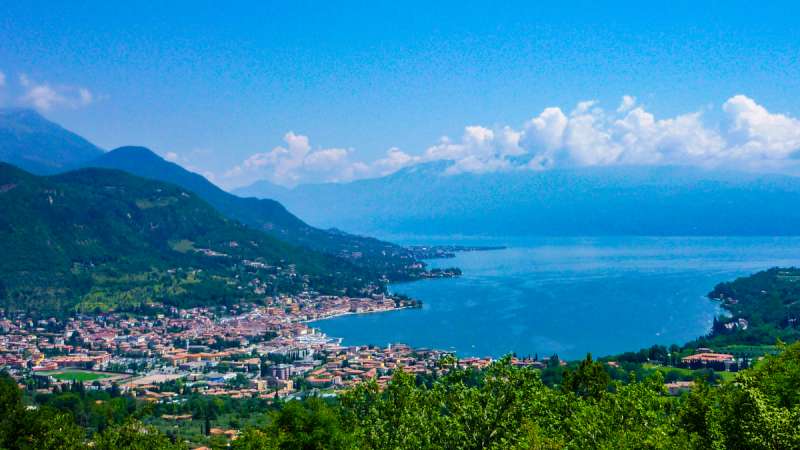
[85,147,422,280]
[0,108,103,174]
[0,163,370,315]
[234,162,800,237]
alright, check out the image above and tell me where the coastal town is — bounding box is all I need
[0,292,500,400]
[0,289,748,401]
[0,277,772,450]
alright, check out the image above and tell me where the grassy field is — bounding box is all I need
[642,363,738,382]
[169,239,196,253]
[49,371,112,382]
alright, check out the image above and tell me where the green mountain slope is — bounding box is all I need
[0,110,428,281]
[87,146,423,280]
[0,109,103,174]
[0,163,372,316]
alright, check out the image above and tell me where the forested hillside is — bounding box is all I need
[702,267,800,347]
[0,110,432,283]
[87,146,425,282]
[0,163,372,315]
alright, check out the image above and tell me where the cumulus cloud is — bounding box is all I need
[722,95,800,161]
[430,94,800,175]
[18,74,95,111]
[522,107,568,152]
[222,131,425,188]
[423,125,524,175]
[219,94,800,188]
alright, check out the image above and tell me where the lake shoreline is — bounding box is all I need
[304,304,418,325]
[313,237,800,360]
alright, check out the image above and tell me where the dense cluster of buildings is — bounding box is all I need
[0,292,495,400]
[0,291,750,405]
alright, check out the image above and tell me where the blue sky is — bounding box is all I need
[2,1,800,188]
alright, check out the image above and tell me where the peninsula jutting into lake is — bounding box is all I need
[405,245,508,259]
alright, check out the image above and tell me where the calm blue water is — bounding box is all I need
[314,237,800,359]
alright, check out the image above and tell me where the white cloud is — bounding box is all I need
[164,152,180,162]
[561,107,620,165]
[224,132,369,188]
[219,95,800,188]
[18,74,95,111]
[372,148,420,176]
[612,109,725,164]
[422,125,525,175]
[617,95,636,113]
[517,95,800,172]
[722,95,800,161]
[20,77,63,111]
[572,100,598,116]
[522,107,568,153]
[223,132,427,188]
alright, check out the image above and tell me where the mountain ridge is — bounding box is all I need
[0,109,428,282]
[0,108,103,174]
[234,162,800,237]
[86,146,425,281]
[0,162,372,316]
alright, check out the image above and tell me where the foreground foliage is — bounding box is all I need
[3,342,800,448]
[232,345,800,450]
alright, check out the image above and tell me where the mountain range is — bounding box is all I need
[0,163,371,316]
[235,162,800,238]
[6,105,800,300]
[85,146,422,281]
[0,108,425,283]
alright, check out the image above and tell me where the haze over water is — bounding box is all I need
[314,237,800,360]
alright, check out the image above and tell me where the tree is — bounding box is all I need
[744,341,800,408]
[94,419,185,450]
[679,380,724,449]
[233,428,278,449]
[0,374,85,449]
[237,397,352,450]
[561,353,611,400]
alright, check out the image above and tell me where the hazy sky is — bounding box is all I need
[2,1,800,188]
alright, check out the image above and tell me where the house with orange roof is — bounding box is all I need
[682,352,737,371]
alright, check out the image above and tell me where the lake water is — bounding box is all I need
[314,237,800,359]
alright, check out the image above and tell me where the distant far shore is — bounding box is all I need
[406,244,507,259]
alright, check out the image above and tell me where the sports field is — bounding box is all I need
[49,371,112,382]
